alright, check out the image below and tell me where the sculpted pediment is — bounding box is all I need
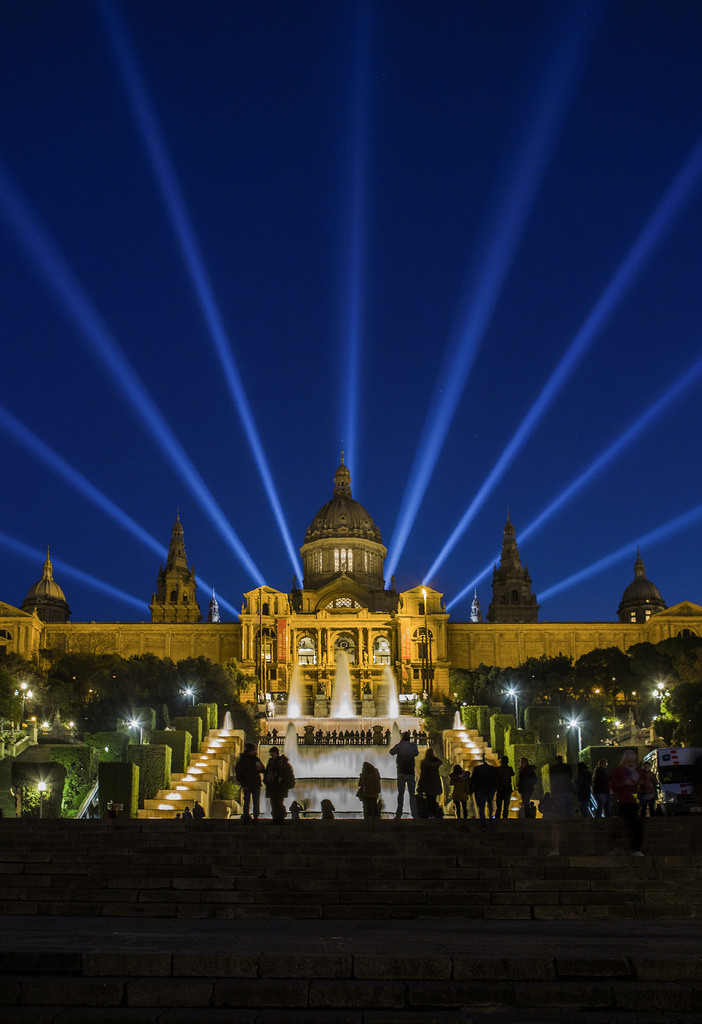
[654,601,702,618]
[0,601,33,619]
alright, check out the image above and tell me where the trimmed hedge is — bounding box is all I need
[127,743,172,807]
[84,731,129,763]
[50,746,99,817]
[490,713,515,756]
[460,706,479,730]
[190,705,210,738]
[197,702,218,731]
[174,716,202,754]
[524,707,561,744]
[152,729,192,773]
[11,762,66,818]
[99,761,139,819]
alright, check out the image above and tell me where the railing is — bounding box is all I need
[264,729,428,747]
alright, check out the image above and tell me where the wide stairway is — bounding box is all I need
[1,817,701,1021]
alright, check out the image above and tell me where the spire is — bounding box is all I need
[208,587,221,624]
[166,512,189,572]
[43,546,53,581]
[470,589,482,623]
[333,451,352,498]
[634,547,645,578]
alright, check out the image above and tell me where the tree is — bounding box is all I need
[660,681,702,746]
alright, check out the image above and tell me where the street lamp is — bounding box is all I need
[15,682,33,725]
[568,717,582,759]
[128,718,143,745]
[421,587,433,702]
[506,686,519,726]
[37,780,47,819]
[183,687,196,706]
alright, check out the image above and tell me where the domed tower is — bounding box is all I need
[21,548,71,623]
[617,549,666,623]
[150,513,201,624]
[487,511,539,624]
[300,454,388,594]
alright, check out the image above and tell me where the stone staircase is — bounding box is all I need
[1,818,701,1021]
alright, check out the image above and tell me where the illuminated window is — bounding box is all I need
[334,634,356,664]
[347,548,353,572]
[298,636,316,665]
[373,636,391,665]
[334,549,340,572]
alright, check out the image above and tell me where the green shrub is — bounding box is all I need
[490,713,515,756]
[11,762,66,818]
[99,761,139,818]
[127,743,172,806]
[84,731,129,762]
[152,729,192,773]
[461,706,479,730]
[50,746,99,816]
[215,779,240,800]
[524,707,561,743]
[174,716,202,754]
[197,702,218,731]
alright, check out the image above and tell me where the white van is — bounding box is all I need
[642,747,702,815]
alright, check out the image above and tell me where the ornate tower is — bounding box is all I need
[617,549,666,623]
[149,513,201,623]
[21,548,70,623]
[208,588,221,623]
[470,589,482,623]
[487,512,539,624]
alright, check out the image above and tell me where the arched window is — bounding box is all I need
[373,635,391,665]
[262,602,269,616]
[334,633,357,664]
[256,627,276,663]
[170,590,178,602]
[347,548,353,572]
[677,628,697,638]
[412,627,433,661]
[298,635,316,665]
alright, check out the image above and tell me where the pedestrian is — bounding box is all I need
[638,762,657,818]
[264,748,295,823]
[417,748,444,818]
[548,755,574,818]
[470,755,499,829]
[495,755,515,819]
[289,800,304,820]
[448,764,471,818]
[321,799,335,819]
[611,749,644,855]
[538,792,557,819]
[181,804,193,820]
[517,757,538,817]
[389,730,419,818]
[592,758,612,818]
[235,742,266,821]
[575,761,593,818]
[358,760,382,818]
[192,800,205,821]
[106,802,117,820]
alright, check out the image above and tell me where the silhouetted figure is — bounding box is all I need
[417,748,444,817]
[575,762,593,818]
[358,760,382,818]
[449,764,471,818]
[321,799,335,820]
[235,742,265,821]
[389,730,419,818]
[495,756,515,818]
[471,757,499,829]
[289,800,304,820]
[192,800,205,820]
[592,759,612,817]
[549,755,574,818]
[181,805,193,820]
[518,757,537,817]
[611,749,643,855]
[264,748,295,824]
[638,763,657,817]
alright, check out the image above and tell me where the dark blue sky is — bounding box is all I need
[1,1,701,626]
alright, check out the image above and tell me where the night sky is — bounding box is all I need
[1,1,701,627]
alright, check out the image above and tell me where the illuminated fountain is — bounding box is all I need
[329,652,355,718]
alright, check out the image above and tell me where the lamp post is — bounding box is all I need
[183,687,196,706]
[15,682,33,726]
[129,718,143,745]
[421,588,433,702]
[568,718,582,759]
[506,686,519,727]
[37,780,47,819]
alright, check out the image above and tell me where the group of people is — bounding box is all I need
[547,753,657,822]
[234,742,296,823]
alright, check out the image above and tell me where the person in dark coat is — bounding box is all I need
[417,749,443,818]
[495,756,515,819]
[235,742,266,821]
[471,756,499,828]
[548,755,574,818]
[192,800,205,821]
[358,761,382,818]
[575,762,593,818]
[518,757,538,817]
[264,748,295,824]
[448,764,471,818]
[592,758,612,818]
[389,730,419,818]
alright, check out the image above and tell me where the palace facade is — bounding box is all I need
[2,457,700,704]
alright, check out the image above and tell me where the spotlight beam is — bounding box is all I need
[538,501,702,604]
[101,4,303,583]
[0,531,146,612]
[0,160,265,587]
[338,2,373,483]
[426,131,702,584]
[385,5,599,581]
[446,354,702,610]
[0,403,241,619]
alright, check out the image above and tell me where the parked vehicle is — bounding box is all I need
[642,747,702,816]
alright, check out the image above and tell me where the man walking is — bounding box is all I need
[471,755,499,829]
[389,730,419,818]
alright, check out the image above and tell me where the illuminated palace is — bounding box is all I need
[1,457,701,702]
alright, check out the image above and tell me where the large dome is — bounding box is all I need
[21,549,71,623]
[617,550,666,623]
[304,457,382,545]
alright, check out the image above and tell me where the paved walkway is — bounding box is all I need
[2,915,700,959]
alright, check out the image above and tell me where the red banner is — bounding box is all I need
[401,622,411,661]
[277,618,287,662]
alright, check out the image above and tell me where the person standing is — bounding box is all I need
[448,764,471,818]
[575,762,593,818]
[192,800,205,821]
[417,748,444,818]
[471,756,499,829]
[235,742,266,821]
[592,758,612,818]
[264,748,295,824]
[548,755,574,818]
[358,761,382,819]
[637,762,657,817]
[611,749,643,855]
[389,730,419,818]
[517,757,538,818]
[495,756,515,819]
